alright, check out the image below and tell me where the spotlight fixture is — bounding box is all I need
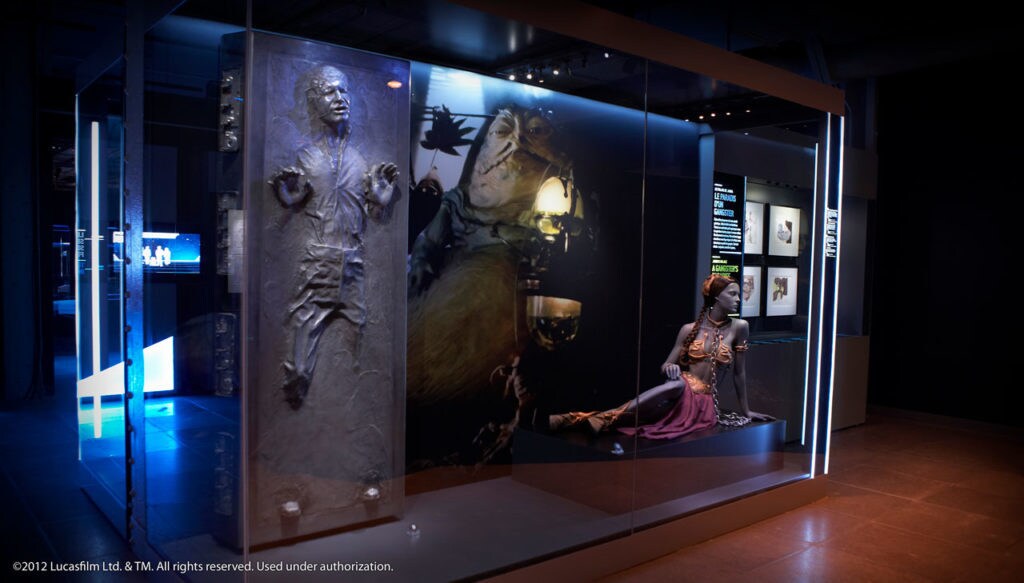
[745,109,751,113]
[603,51,610,58]
[552,67,560,76]
[698,115,705,120]
[726,112,731,116]
[526,71,533,80]
[508,73,516,81]
[710,112,716,117]
[539,78,545,83]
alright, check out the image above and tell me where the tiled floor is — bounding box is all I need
[0,355,240,581]
[600,409,1024,582]
[0,397,147,582]
[4,366,1022,582]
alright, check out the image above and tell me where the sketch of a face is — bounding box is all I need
[772,277,789,301]
[745,210,753,242]
[743,275,754,301]
[776,220,793,244]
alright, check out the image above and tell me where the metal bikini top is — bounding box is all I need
[684,335,749,366]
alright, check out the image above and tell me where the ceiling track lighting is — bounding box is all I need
[502,55,588,85]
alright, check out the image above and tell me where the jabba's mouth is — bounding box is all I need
[479,141,565,177]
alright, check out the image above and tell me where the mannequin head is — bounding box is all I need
[701,274,740,315]
[702,274,735,304]
[714,283,741,313]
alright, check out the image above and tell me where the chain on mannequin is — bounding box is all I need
[546,274,773,439]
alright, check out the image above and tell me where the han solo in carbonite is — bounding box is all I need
[269,65,398,409]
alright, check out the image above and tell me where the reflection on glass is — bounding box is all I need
[137,15,246,575]
[76,58,127,530]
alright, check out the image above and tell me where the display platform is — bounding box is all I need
[513,420,786,514]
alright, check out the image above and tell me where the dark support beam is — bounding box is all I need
[123,0,148,546]
[452,0,844,115]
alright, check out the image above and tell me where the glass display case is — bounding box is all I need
[75,1,844,579]
[76,58,129,533]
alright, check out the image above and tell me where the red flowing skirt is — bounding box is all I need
[617,377,717,440]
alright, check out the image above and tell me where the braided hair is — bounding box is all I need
[679,305,709,366]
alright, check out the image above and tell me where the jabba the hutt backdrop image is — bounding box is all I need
[404,63,702,483]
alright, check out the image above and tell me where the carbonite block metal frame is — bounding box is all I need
[244,32,409,546]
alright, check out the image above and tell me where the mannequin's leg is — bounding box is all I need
[550,379,687,432]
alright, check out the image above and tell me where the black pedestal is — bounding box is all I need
[512,420,786,514]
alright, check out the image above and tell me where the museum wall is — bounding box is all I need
[872,53,1021,426]
[1,19,37,402]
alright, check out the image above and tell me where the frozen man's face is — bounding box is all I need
[308,67,350,128]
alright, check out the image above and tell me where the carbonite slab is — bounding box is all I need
[246,32,409,546]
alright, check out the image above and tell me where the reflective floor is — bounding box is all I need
[601,409,1024,582]
[0,355,146,582]
[3,362,1023,582]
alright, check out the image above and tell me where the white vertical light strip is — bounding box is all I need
[90,121,102,438]
[824,117,846,475]
[810,113,832,478]
[801,142,820,446]
[74,107,82,405]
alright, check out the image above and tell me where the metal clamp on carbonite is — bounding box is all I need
[220,69,242,152]
[360,470,384,501]
[279,500,302,518]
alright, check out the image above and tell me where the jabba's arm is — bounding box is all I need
[408,195,453,295]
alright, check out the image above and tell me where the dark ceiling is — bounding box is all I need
[15,0,1014,125]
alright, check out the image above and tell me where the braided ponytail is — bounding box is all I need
[680,305,709,365]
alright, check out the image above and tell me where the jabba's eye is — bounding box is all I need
[525,117,553,139]
[490,121,514,139]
